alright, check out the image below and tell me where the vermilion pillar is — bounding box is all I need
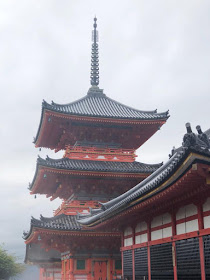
[87,258,92,280]
[109,258,113,280]
[132,226,135,280]
[197,204,206,280]
[172,242,178,280]
[121,233,124,278]
[147,220,151,280]
[69,256,74,280]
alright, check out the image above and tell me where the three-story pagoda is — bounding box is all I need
[24,18,169,280]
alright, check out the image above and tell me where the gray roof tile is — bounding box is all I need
[37,157,162,173]
[42,89,169,120]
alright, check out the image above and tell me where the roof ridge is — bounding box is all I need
[44,94,169,117]
[38,156,163,167]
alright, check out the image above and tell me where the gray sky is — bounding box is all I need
[0,0,210,262]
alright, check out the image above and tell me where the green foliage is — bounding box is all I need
[0,246,25,280]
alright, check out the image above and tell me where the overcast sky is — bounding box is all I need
[0,0,210,262]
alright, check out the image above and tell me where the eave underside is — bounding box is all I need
[30,158,161,200]
[35,111,167,150]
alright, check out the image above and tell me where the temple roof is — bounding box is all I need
[42,88,169,121]
[29,157,162,194]
[78,123,210,226]
[24,214,81,240]
[37,156,161,174]
[31,214,81,231]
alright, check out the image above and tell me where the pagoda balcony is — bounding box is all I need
[53,200,100,216]
[64,145,137,162]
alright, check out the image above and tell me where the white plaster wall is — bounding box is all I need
[176,219,198,234]
[176,207,185,220]
[162,213,171,224]
[151,229,162,240]
[204,216,210,228]
[203,197,210,212]
[135,221,147,233]
[186,219,198,232]
[151,215,162,228]
[151,213,171,228]
[124,227,132,236]
[176,223,185,235]
[135,233,148,244]
[124,237,133,246]
[176,204,197,220]
[163,227,172,238]
[186,204,197,217]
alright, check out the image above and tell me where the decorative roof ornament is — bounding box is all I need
[90,17,99,87]
[182,123,210,150]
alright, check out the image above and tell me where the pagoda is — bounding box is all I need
[24,18,169,280]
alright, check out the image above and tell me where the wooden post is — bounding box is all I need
[171,211,177,236]
[69,256,74,280]
[147,221,151,280]
[196,203,206,280]
[199,236,206,280]
[132,249,135,280]
[87,258,92,280]
[109,258,113,280]
[172,242,178,280]
[132,226,135,280]
[121,233,124,278]
[197,203,204,230]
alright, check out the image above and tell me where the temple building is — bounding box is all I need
[79,124,210,280]
[24,18,169,280]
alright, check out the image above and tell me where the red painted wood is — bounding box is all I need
[64,145,136,162]
[147,221,151,280]
[203,210,210,217]
[198,204,204,230]
[176,214,198,224]
[93,261,107,280]
[171,212,177,236]
[150,222,172,232]
[135,229,147,236]
[199,236,206,280]
[172,242,178,280]
[147,246,151,280]
[132,249,135,280]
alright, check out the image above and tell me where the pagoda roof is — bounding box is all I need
[32,214,81,231]
[24,214,82,240]
[42,88,168,120]
[37,156,161,174]
[78,123,210,227]
[29,157,162,192]
[34,88,169,147]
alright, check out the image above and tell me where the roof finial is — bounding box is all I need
[90,17,99,86]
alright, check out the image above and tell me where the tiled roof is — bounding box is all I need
[42,87,169,120]
[78,123,210,226]
[36,156,162,174]
[32,214,81,231]
[29,157,162,191]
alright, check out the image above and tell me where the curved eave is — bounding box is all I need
[34,99,169,147]
[79,148,210,227]
[29,157,162,193]
[24,224,120,244]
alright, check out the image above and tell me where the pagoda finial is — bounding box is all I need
[90,17,99,86]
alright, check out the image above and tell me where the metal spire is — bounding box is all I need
[90,17,99,86]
